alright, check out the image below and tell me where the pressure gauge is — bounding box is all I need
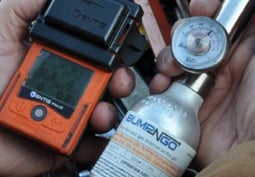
[172,16,229,73]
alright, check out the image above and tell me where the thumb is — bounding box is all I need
[0,0,47,96]
[0,0,47,41]
[189,0,221,17]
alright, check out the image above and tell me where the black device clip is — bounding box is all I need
[30,0,146,71]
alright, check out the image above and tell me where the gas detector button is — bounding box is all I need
[31,105,47,121]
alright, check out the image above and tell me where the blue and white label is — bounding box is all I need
[91,111,196,177]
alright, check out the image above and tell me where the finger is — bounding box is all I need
[151,19,187,94]
[156,46,183,77]
[108,67,135,98]
[89,102,118,133]
[149,73,171,94]
[189,0,221,17]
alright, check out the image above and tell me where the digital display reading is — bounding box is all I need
[24,50,93,108]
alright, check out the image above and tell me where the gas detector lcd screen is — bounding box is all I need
[24,50,94,108]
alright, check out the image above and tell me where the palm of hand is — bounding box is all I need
[196,16,255,168]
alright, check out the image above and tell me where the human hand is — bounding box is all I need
[0,0,134,177]
[150,0,255,169]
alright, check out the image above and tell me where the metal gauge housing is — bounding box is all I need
[172,16,228,73]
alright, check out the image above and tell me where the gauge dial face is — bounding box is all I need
[171,16,228,73]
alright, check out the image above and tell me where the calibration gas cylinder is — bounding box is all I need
[91,73,214,177]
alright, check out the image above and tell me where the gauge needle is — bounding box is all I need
[207,30,213,36]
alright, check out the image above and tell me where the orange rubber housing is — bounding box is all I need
[0,43,112,156]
